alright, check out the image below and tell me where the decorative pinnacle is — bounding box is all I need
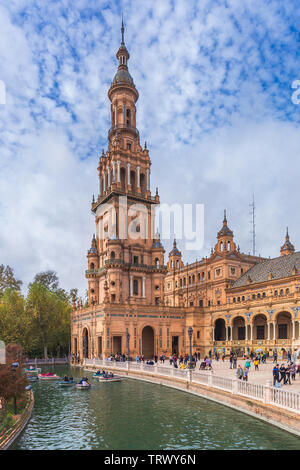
[286,227,289,241]
[224,209,227,223]
[121,15,125,45]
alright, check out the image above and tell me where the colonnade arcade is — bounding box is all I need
[74,324,184,360]
[213,311,300,344]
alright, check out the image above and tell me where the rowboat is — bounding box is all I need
[38,373,61,380]
[24,367,41,375]
[56,380,76,387]
[26,375,39,382]
[75,382,91,389]
[97,376,123,383]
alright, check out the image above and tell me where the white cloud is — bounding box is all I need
[0,0,299,297]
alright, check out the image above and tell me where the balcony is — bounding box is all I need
[108,123,139,138]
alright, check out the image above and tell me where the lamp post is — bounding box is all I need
[127,333,130,361]
[110,336,113,357]
[188,327,193,369]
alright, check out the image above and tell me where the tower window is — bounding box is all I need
[133,279,139,296]
[127,143,131,150]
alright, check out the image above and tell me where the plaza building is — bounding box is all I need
[71,26,300,361]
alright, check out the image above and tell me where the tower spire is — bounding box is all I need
[121,14,125,45]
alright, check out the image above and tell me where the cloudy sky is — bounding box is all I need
[1,0,300,297]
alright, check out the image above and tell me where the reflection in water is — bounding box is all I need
[12,366,300,450]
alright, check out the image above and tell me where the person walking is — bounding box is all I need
[291,363,296,381]
[245,358,251,371]
[233,354,237,369]
[254,357,259,371]
[237,365,243,380]
[243,367,248,381]
[273,364,280,386]
[229,353,233,369]
[280,364,286,384]
[286,364,292,385]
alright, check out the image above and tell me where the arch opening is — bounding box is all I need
[142,326,154,359]
[215,318,226,341]
[83,328,89,359]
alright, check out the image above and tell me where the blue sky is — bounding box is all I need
[1,0,300,296]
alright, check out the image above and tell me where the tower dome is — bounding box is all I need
[280,228,295,256]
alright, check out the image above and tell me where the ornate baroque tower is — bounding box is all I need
[87,22,167,308]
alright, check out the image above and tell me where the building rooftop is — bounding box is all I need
[232,251,300,288]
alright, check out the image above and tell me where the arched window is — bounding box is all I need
[286,288,290,295]
[183,278,186,286]
[126,109,131,127]
[140,173,146,194]
[130,170,136,190]
[228,241,231,251]
[110,251,115,259]
[180,279,182,287]
[176,260,179,268]
[155,258,159,267]
[133,279,138,296]
[220,242,223,251]
[120,167,126,189]
[90,262,95,270]
[192,274,195,283]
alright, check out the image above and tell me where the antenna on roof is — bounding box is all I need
[249,193,256,256]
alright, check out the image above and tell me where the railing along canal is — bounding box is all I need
[83,358,300,415]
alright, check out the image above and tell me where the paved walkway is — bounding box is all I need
[156,359,300,392]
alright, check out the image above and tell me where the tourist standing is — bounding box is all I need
[243,367,248,381]
[237,365,243,380]
[273,364,280,386]
[254,357,259,371]
[280,364,286,384]
[233,354,237,369]
[291,363,296,381]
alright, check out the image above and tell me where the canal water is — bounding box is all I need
[11,366,300,450]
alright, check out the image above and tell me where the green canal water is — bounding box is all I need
[11,366,300,450]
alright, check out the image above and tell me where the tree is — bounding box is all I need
[0,265,22,298]
[0,289,30,350]
[0,344,28,412]
[32,270,59,292]
[26,281,71,358]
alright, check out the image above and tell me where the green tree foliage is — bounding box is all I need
[0,345,28,409]
[0,265,22,298]
[0,269,74,359]
[0,289,30,350]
